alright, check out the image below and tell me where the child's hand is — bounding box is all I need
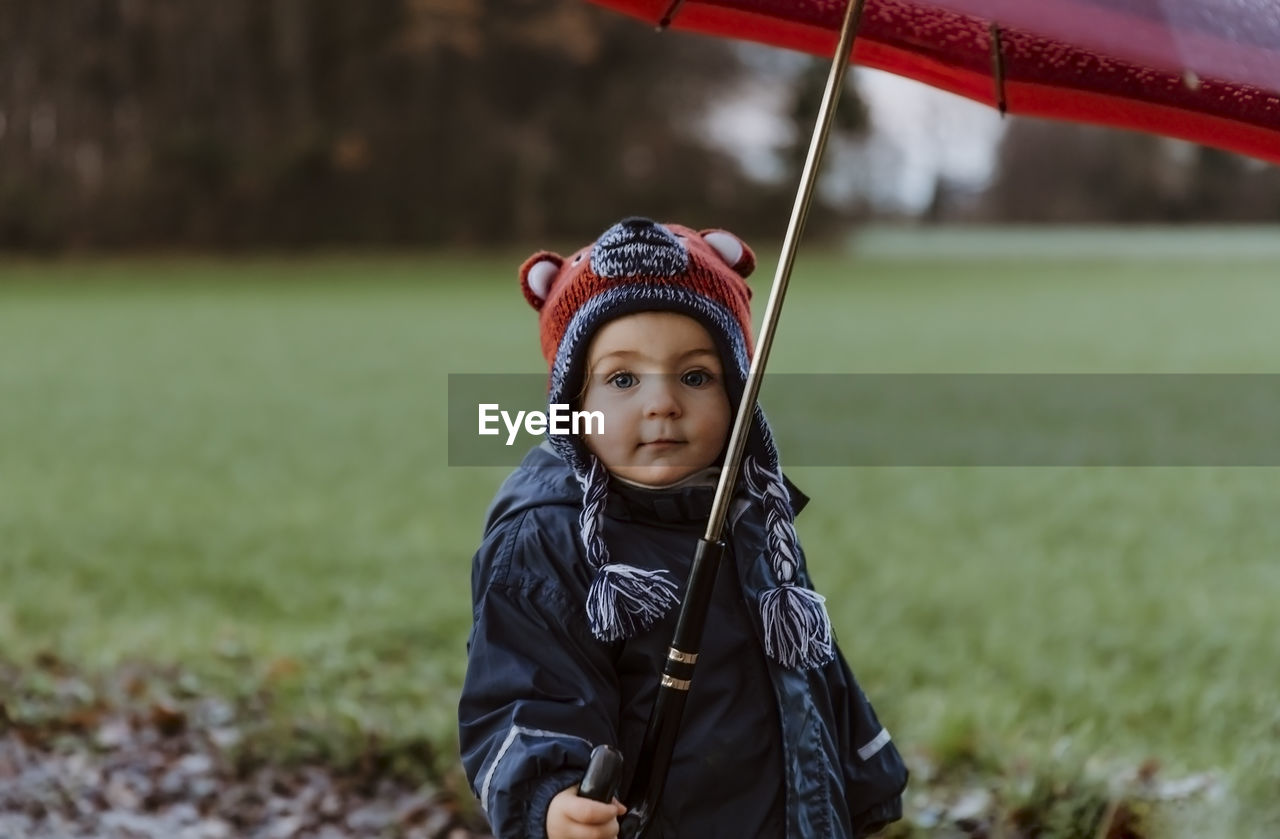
[546,785,627,839]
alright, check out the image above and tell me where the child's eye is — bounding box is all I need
[607,371,637,389]
[681,369,715,387]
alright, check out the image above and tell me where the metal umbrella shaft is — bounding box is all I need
[618,1,868,835]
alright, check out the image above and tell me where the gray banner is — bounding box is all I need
[448,374,1280,466]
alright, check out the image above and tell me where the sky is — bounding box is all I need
[853,67,1008,210]
[702,49,1009,212]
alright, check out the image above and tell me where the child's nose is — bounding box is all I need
[643,378,682,417]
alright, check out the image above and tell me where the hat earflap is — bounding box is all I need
[744,447,835,670]
[578,455,681,642]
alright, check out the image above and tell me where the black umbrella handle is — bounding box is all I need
[619,537,725,838]
[578,744,624,803]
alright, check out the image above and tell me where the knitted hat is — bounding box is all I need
[518,217,834,670]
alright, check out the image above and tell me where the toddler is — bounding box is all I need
[459,217,907,839]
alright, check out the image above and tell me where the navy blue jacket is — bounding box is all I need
[459,444,907,838]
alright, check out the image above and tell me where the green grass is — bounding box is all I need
[2,241,1279,836]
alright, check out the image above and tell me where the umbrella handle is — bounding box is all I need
[578,744,624,803]
[620,537,724,836]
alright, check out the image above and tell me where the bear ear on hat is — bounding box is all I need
[700,229,755,280]
[519,251,563,311]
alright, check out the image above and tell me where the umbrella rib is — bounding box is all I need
[659,0,685,29]
[989,22,1008,116]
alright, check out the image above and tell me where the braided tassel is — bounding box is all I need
[759,585,833,670]
[587,564,681,642]
[577,457,679,642]
[577,457,611,569]
[746,456,835,669]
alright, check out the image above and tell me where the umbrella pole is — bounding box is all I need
[706,0,867,541]
[617,1,868,835]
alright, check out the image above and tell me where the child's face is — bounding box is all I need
[580,312,731,487]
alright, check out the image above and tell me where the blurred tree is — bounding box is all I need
[782,60,870,182]
[1177,146,1280,221]
[0,0,791,249]
[981,120,1179,222]
[780,60,873,235]
[979,118,1280,223]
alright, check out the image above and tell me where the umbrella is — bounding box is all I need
[570,1,1280,835]
[593,0,1280,164]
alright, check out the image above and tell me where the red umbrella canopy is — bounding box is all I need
[589,0,1280,164]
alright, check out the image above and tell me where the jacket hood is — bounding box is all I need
[481,443,583,534]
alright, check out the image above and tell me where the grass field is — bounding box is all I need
[2,236,1279,836]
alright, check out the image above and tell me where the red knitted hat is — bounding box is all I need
[520,218,756,372]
